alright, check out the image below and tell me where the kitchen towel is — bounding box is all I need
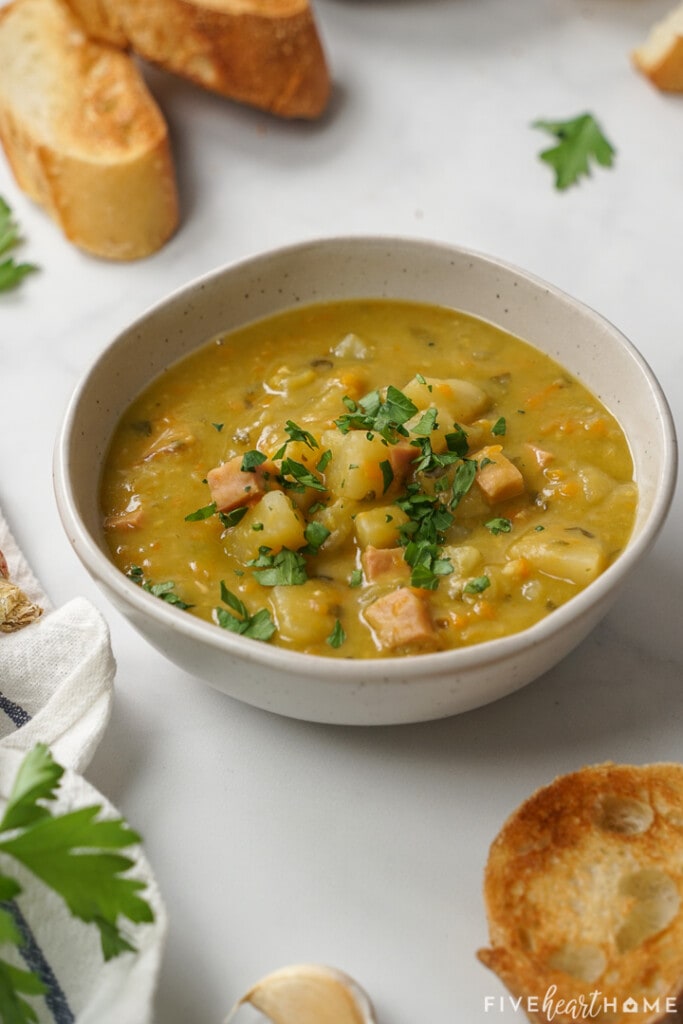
[0,507,167,1024]
[0,506,114,771]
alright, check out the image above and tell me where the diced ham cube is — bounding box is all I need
[474,445,525,504]
[207,455,278,513]
[361,545,410,583]
[388,441,418,483]
[364,587,436,649]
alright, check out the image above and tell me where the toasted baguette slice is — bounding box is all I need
[478,763,683,1024]
[0,0,179,260]
[633,3,683,91]
[63,0,331,119]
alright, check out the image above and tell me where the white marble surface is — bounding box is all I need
[1,0,683,1020]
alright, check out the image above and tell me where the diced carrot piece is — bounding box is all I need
[361,546,410,583]
[474,445,525,504]
[364,587,436,649]
[104,508,145,531]
[207,455,278,513]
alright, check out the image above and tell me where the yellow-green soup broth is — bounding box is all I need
[100,299,637,659]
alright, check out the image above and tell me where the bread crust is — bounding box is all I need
[66,0,331,118]
[0,0,179,260]
[478,763,683,1024]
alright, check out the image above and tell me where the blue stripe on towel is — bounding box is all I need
[2,900,75,1024]
[0,692,31,729]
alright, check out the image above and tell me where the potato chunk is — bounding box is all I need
[271,580,342,646]
[322,430,392,501]
[229,490,307,563]
[354,506,409,548]
[402,376,489,423]
[508,523,607,585]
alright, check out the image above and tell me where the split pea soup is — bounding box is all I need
[100,299,637,659]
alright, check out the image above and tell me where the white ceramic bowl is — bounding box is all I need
[54,237,677,726]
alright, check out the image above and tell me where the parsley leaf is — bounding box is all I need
[334,386,417,443]
[248,547,308,586]
[0,744,154,975]
[533,113,616,190]
[403,539,453,591]
[326,619,346,649]
[485,517,512,536]
[127,566,193,609]
[272,421,319,460]
[279,458,327,493]
[184,502,217,521]
[241,450,267,472]
[215,581,276,641]
[464,575,491,595]
[0,197,38,293]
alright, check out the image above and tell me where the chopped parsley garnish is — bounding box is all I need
[248,547,308,586]
[326,619,347,649]
[279,457,327,493]
[212,422,224,432]
[464,575,491,595]
[0,196,38,293]
[220,506,248,528]
[127,566,193,609]
[302,521,331,554]
[335,386,418,442]
[403,539,453,591]
[379,459,394,494]
[273,420,319,460]
[348,569,363,588]
[316,449,332,473]
[241,450,268,472]
[450,459,478,509]
[185,502,217,522]
[533,113,615,190]
[491,417,507,436]
[485,517,512,535]
[215,581,276,641]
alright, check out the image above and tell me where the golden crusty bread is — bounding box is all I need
[478,763,683,1024]
[63,0,331,119]
[633,3,683,91]
[0,0,179,260]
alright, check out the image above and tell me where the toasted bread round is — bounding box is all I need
[478,763,683,1023]
[0,0,179,260]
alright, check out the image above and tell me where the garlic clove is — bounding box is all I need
[224,963,377,1024]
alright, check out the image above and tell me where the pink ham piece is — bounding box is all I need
[364,587,436,650]
[207,455,278,513]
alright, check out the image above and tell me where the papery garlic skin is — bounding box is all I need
[225,963,376,1024]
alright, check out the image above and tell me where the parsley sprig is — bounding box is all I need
[127,566,193,609]
[335,386,418,443]
[215,582,276,640]
[533,113,616,190]
[0,744,154,1023]
[0,198,37,293]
